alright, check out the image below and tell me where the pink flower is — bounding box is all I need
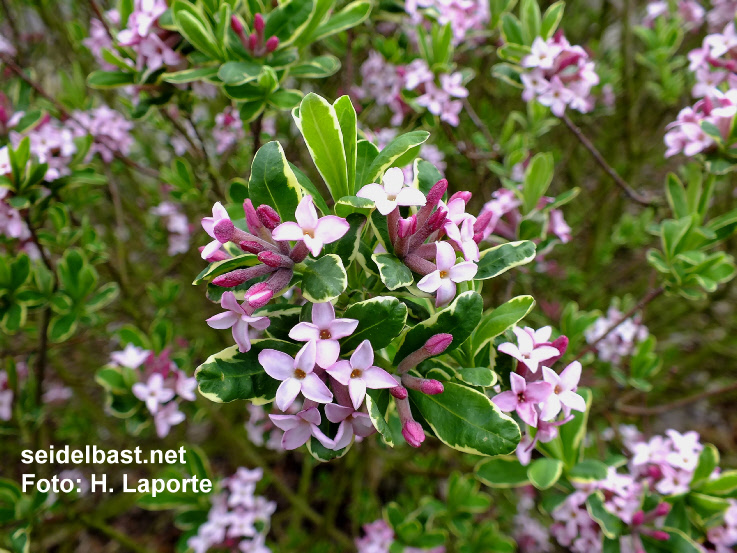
[269,407,334,450]
[325,340,398,409]
[325,403,376,450]
[356,167,427,216]
[492,373,552,427]
[523,37,562,70]
[132,373,176,414]
[288,302,358,368]
[440,72,469,98]
[206,292,271,353]
[271,195,350,256]
[201,202,231,260]
[154,401,185,437]
[258,341,333,411]
[445,217,479,262]
[539,363,586,420]
[417,241,478,307]
[497,327,560,374]
[110,343,151,369]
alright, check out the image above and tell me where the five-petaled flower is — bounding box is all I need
[269,407,335,450]
[325,403,376,450]
[200,202,231,260]
[206,292,271,353]
[497,327,560,374]
[492,372,552,427]
[132,373,175,414]
[539,362,586,420]
[288,302,359,368]
[271,195,350,256]
[259,341,333,411]
[356,167,427,216]
[417,241,478,306]
[325,340,398,409]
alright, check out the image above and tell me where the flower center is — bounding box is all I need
[517,392,526,403]
[303,230,315,239]
[350,369,362,379]
[554,385,561,395]
[319,329,331,340]
[387,194,397,201]
[439,270,449,278]
[294,369,307,379]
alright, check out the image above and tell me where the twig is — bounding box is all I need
[616,381,737,416]
[251,112,264,154]
[561,112,656,206]
[0,0,20,55]
[462,98,496,149]
[575,286,664,361]
[87,0,115,43]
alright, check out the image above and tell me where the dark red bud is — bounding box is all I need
[390,386,408,399]
[631,511,645,526]
[449,190,472,203]
[265,36,279,53]
[420,379,444,395]
[230,15,244,35]
[248,34,258,52]
[426,179,448,207]
[424,333,453,355]
[254,13,265,34]
[258,250,283,267]
[239,241,265,254]
[256,204,281,230]
[402,421,425,448]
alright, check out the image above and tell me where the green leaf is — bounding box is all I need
[217,61,262,85]
[268,89,303,109]
[87,70,135,88]
[289,163,330,215]
[501,13,524,45]
[300,254,348,303]
[520,0,541,44]
[691,443,719,487]
[293,93,349,201]
[248,141,303,222]
[342,296,408,352]
[540,1,565,39]
[558,388,592,468]
[522,152,554,213]
[161,66,219,83]
[527,458,563,490]
[586,492,624,539]
[195,340,299,403]
[661,217,693,260]
[413,159,444,196]
[568,459,609,482]
[289,55,341,78]
[173,6,221,60]
[395,291,483,364]
[334,96,357,194]
[334,195,375,218]
[264,0,315,46]
[409,383,520,456]
[355,140,380,189]
[698,470,737,495]
[475,241,536,280]
[87,282,120,312]
[324,212,364,267]
[456,367,496,387]
[49,313,78,343]
[310,0,371,41]
[472,295,535,355]
[640,528,704,553]
[361,131,430,187]
[366,389,394,447]
[372,253,413,291]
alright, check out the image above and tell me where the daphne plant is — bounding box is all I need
[192,92,581,461]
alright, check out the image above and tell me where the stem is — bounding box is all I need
[251,112,264,154]
[87,0,115,42]
[575,286,664,361]
[561,113,656,206]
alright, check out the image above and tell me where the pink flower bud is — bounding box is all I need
[214,218,235,243]
[631,511,645,526]
[243,199,262,233]
[265,36,279,53]
[424,333,453,355]
[402,421,425,448]
[449,191,472,203]
[212,264,274,287]
[253,13,265,34]
[390,386,408,399]
[256,204,281,230]
[230,15,244,35]
[258,250,283,267]
[246,283,273,309]
[248,33,258,52]
[474,210,492,233]
[426,179,448,207]
[420,379,444,395]
[397,216,417,239]
[239,241,265,254]
[654,503,671,517]
[427,208,447,232]
[651,531,669,541]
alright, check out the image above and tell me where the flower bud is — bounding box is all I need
[258,250,283,267]
[420,379,444,395]
[230,15,244,35]
[243,199,262,233]
[449,190,472,203]
[253,13,265,34]
[402,421,425,448]
[390,386,408,399]
[427,208,447,232]
[654,502,671,517]
[256,204,281,230]
[397,216,417,239]
[248,33,258,52]
[424,333,453,355]
[198,246,229,262]
[651,531,669,541]
[212,264,274,287]
[214,218,235,243]
[265,36,279,53]
[426,179,448,207]
[246,283,274,309]
[239,241,265,254]
[631,511,645,526]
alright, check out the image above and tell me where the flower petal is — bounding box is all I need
[315,339,341,368]
[356,183,387,203]
[362,366,399,389]
[435,279,456,307]
[396,187,427,207]
[559,390,586,412]
[327,318,359,339]
[288,322,321,342]
[435,241,457,271]
[492,391,518,412]
[220,291,242,314]
[232,319,253,353]
[299,407,322,425]
[382,167,405,195]
[325,360,352,385]
[206,311,239,330]
[348,378,367,410]
[301,373,333,403]
[313,216,350,244]
[258,349,295,380]
[449,261,478,283]
[350,340,374,370]
[275,378,302,411]
[282,423,312,450]
[324,402,353,423]
[417,270,442,293]
[352,413,376,437]
[311,302,335,328]
[559,361,582,390]
[268,414,300,431]
[294,341,316,373]
[201,240,222,260]
[525,381,553,403]
[271,221,305,242]
[295,195,319,230]
[516,402,538,427]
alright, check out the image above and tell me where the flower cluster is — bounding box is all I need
[115,0,181,73]
[0,186,30,242]
[355,519,446,553]
[688,21,737,98]
[83,9,121,69]
[0,369,14,421]
[68,106,135,163]
[245,402,302,451]
[10,117,77,181]
[151,201,192,256]
[357,169,481,306]
[230,14,279,58]
[356,53,469,126]
[642,0,704,30]
[405,0,489,45]
[584,305,648,365]
[513,488,552,553]
[706,0,737,31]
[707,500,737,552]
[213,106,245,155]
[188,467,275,553]
[663,92,737,157]
[110,344,197,437]
[492,326,585,463]
[520,33,599,117]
